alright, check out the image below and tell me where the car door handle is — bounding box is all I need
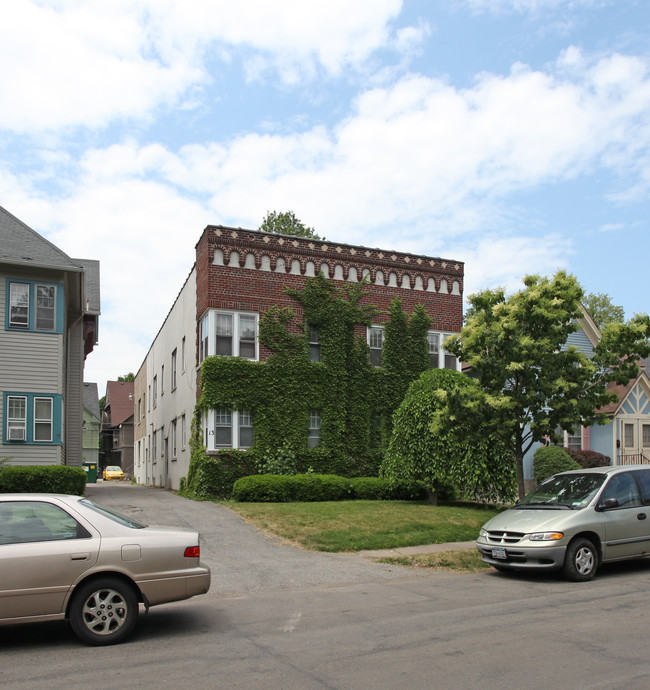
[70,553,91,561]
[637,514,647,521]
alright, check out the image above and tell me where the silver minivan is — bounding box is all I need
[476,465,650,581]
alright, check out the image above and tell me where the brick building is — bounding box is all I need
[134,224,464,489]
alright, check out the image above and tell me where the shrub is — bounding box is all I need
[533,446,581,484]
[184,450,256,500]
[564,448,611,468]
[0,465,87,495]
[232,473,353,502]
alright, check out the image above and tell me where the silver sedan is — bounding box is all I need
[0,493,211,645]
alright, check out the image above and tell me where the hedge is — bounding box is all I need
[232,473,427,502]
[0,465,87,495]
[533,446,581,484]
[564,448,611,468]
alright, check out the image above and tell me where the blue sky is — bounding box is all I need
[2,0,649,393]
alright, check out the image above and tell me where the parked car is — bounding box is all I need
[477,465,650,581]
[102,466,124,481]
[0,494,211,645]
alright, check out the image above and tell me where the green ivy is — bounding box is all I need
[185,274,434,498]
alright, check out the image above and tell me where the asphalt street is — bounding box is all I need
[3,483,650,689]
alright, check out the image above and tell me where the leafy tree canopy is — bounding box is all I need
[583,291,625,329]
[381,369,516,504]
[117,373,135,382]
[443,270,650,498]
[259,210,323,239]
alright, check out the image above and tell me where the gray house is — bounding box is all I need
[0,206,100,466]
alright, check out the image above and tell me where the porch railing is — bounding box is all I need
[617,452,650,466]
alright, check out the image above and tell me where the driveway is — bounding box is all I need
[85,482,429,597]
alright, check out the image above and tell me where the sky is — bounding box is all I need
[2,0,649,395]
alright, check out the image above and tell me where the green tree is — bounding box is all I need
[583,292,625,329]
[117,373,135,382]
[381,369,516,504]
[443,271,650,498]
[259,210,323,239]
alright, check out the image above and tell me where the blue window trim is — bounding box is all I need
[5,279,64,334]
[3,392,62,445]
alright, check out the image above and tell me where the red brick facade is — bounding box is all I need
[195,225,464,364]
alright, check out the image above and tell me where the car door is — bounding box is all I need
[600,472,650,560]
[0,500,100,620]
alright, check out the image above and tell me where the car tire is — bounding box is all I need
[69,577,139,645]
[563,537,598,582]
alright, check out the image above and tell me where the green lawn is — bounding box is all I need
[224,499,502,552]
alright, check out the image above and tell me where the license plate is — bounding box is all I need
[492,547,507,560]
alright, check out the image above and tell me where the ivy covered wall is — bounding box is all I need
[185,274,437,497]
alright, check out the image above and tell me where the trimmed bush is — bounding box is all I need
[533,446,581,484]
[0,465,87,495]
[564,448,611,468]
[232,474,352,502]
[184,450,256,500]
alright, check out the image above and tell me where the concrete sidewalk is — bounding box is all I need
[359,540,476,559]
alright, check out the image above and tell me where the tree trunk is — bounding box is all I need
[427,488,438,505]
[515,450,526,500]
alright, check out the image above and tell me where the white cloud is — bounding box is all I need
[0,0,409,133]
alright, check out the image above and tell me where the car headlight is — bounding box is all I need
[529,531,564,541]
[479,528,489,539]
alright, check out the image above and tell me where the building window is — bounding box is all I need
[204,409,255,450]
[624,423,635,448]
[181,337,186,372]
[152,429,157,463]
[368,327,384,367]
[171,349,177,390]
[152,376,158,408]
[3,393,61,445]
[309,325,321,362]
[171,418,177,459]
[138,398,142,423]
[199,311,259,363]
[308,411,321,447]
[181,414,186,449]
[427,333,440,368]
[566,427,582,451]
[427,331,458,370]
[6,280,62,332]
[6,395,27,441]
[643,424,650,448]
[161,366,165,396]
[112,431,119,448]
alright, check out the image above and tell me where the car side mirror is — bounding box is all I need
[597,497,619,512]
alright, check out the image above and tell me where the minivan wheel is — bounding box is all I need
[69,577,139,645]
[563,537,597,582]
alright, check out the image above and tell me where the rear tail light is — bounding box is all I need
[184,546,200,558]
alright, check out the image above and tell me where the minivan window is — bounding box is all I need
[519,473,606,509]
[631,469,650,505]
[600,473,641,508]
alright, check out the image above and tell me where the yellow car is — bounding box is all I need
[102,466,124,481]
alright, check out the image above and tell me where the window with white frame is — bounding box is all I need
[368,327,384,367]
[624,423,635,448]
[152,429,157,463]
[566,427,582,451]
[171,418,177,459]
[181,336,186,372]
[3,393,60,445]
[199,311,259,363]
[309,325,321,362]
[6,395,27,441]
[181,414,186,449]
[152,375,157,408]
[6,280,61,332]
[428,331,459,370]
[171,348,177,390]
[161,366,165,396]
[203,409,255,450]
[643,424,650,448]
[308,410,321,447]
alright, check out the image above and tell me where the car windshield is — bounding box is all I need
[79,499,147,528]
[518,472,607,509]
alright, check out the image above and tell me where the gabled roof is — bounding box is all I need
[83,382,101,420]
[599,367,650,416]
[0,205,83,273]
[104,381,134,427]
